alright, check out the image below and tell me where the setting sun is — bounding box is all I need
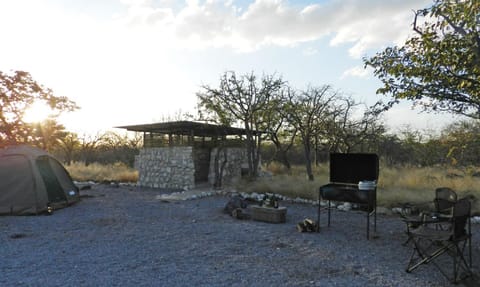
[23,101,53,123]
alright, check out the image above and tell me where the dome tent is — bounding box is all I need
[0,145,79,215]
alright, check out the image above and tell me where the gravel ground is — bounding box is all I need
[1,184,479,287]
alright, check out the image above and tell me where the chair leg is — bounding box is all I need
[407,237,427,272]
[407,237,473,283]
[327,200,331,227]
[403,224,413,246]
[366,206,370,240]
[451,240,473,282]
[317,191,321,233]
[407,238,446,273]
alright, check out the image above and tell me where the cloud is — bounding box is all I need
[0,0,438,134]
[118,0,431,54]
[327,0,432,58]
[341,65,370,79]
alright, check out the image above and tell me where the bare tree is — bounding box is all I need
[197,71,285,179]
[79,133,104,166]
[283,85,338,181]
[322,97,386,153]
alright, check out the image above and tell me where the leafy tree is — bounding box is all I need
[0,70,77,146]
[29,118,69,152]
[365,0,480,118]
[373,134,405,166]
[57,132,81,165]
[197,71,285,179]
[441,119,480,166]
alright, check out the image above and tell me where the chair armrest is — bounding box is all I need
[402,212,445,227]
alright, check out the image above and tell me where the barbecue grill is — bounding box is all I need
[318,153,379,239]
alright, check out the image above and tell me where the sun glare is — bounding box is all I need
[23,102,53,123]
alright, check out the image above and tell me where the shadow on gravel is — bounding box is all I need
[9,233,28,239]
[460,273,480,287]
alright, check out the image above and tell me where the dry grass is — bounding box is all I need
[238,163,480,214]
[235,174,326,200]
[65,162,138,183]
[377,165,480,213]
[65,161,480,214]
[235,162,328,200]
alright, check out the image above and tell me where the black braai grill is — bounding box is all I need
[318,153,379,239]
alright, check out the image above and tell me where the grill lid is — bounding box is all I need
[329,153,379,184]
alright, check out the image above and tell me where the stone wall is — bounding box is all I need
[135,146,251,190]
[208,147,249,186]
[134,147,195,190]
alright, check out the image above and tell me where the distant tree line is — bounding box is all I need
[261,119,480,169]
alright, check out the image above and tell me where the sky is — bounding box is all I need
[0,0,462,136]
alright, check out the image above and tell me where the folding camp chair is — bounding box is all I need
[405,197,473,283]
[434,187,457,216]
[402,187,457,245]
[431,187,458,231]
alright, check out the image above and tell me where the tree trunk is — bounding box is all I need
[269,136,290,170]
[272,148,290,170]
[303,137,314,181]
[244,129,259,179]
[213,146,228,189]
[253,136,261,177]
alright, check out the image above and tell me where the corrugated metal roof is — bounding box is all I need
[116,121,263,136]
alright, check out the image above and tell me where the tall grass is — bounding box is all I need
[238,162,480,214]
[65,162,138,183]
[236,162,328,200]
[65,161,480,214]
[377,165,480,213]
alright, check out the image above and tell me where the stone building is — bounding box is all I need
[117,121,260,190]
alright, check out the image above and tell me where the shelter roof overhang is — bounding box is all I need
[116,121,263,137]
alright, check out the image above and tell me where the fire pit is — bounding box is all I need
[251,206,287,223]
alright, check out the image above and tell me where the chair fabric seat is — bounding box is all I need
[410,226,452,241]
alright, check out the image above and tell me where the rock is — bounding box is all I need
[337,203,351,211]
[232,208,250,220]
[392,207,403,215]
[376,207,392,215]
[342,202,352,211]
[297,218,318,232]
[224,195,248,215]
[258,170,273,179]
[472,216,480,224]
